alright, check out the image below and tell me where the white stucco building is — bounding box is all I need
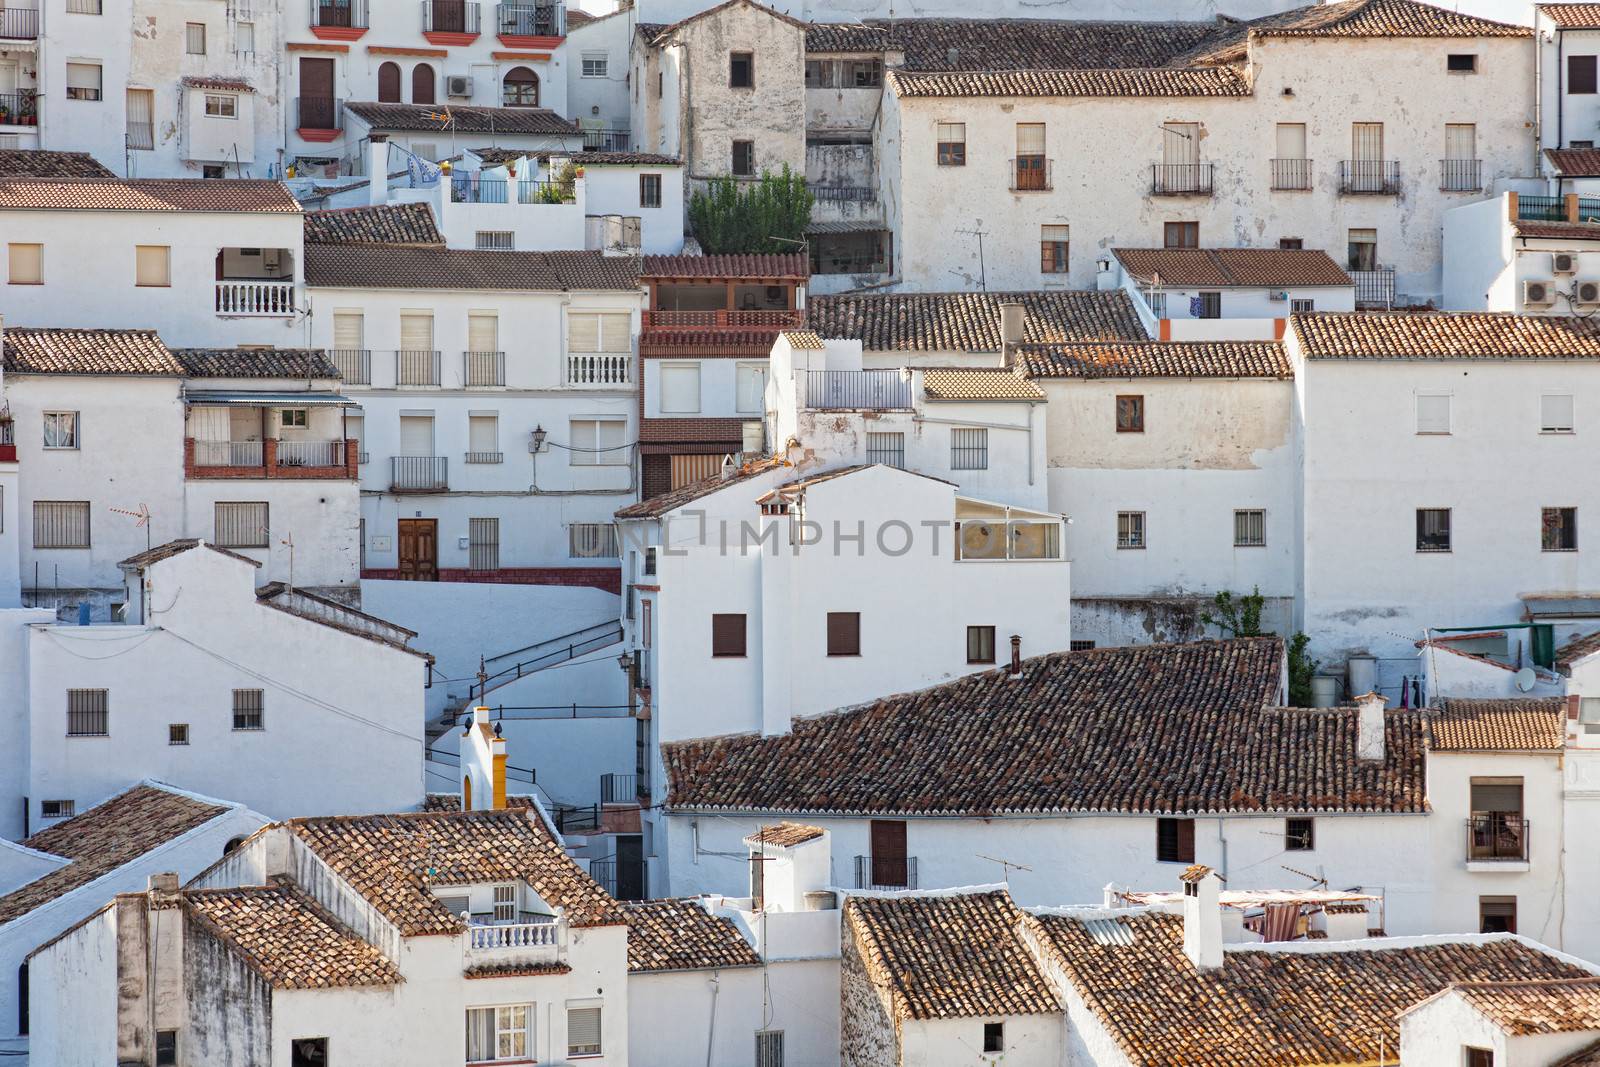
[1444,190,1600,313]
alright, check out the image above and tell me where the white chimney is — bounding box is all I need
[998,302,1025,368]
[1356,691,1385,762]
[1181,865,1223,971]
[368,135,390,206]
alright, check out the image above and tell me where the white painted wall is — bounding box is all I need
[580,162,686,255]
[628,958,839,1067]
[902,1013,1062,1067]
[566,12,634,137]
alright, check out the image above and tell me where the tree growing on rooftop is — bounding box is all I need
[688,167,814,255]
[1202,586,1319,705]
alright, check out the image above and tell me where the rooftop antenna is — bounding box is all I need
[976,852,1032,884]
[955,222,988,291]
[279,528,294,588]
[109,503,152,552]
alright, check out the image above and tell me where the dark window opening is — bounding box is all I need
[1278,237,1304,249]
[1447,53,1477,73]
[1157,818,1195,863]
[1164,221,1198,248]
[732,139,755,177]
[711,613,747,657]
[1417,508,1452,552]
[827,611,861,656]
[982,1023,1004,1053]
[1465,1049,1493,1067]
[1285,817,1314,851]
[155,1031,178,1067]
[1196,291,1222,319]
[291,1037,329,1067]
[1116,394,1144,433]
[730,51,754,88]
[1542,507,1578,551]
[1479,896,1516,934]
[966,625,995,664]
[1571,54,1597,95]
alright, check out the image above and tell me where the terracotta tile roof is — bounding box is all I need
[565,8,595,27]
[640,329,783,352]
[845,891,1060,1020]
[889,65,1251,98]
[0,784,231,925]
[1290,312,1600,360]
[288,809,626,935]
[0,177,300,213]
[1440,979,1600,1034]
[807,17,1224,69]
[345,101,578,135]
[1557,630,1600,670]
[625,898,762,972]
[781,330,825,350]
[1541,4,1600,27]
[666,639,1427,816]
[2,327,184,376]
[1429,698,1565,752]
[1183,0,1528,66]
[744,823,826,848]
[422,794,536,812]
[119,539,263,571]
[1559,1039,1600,1067]
[463,961,573,978]
[643,0,809,43]
[808,290,1147,352]
[305,245,640,290]
[1031,910,1591,1067]
[1544,147,1600,176]
[922,368,1044,401]
[1178,864,1213,884]
[555,151,684,166]
[1512,219,1600,240]
[181,75,255,92]
[616,456,788,519]
[641,253,807,279]
[1019,341,1292,380]
[183,880,402,989]
[1112,248,1352,288]
[173,347,342,378]
[303,202,443,246]
[0,149,116,179]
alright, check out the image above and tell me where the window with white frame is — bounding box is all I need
[493,884,516,921]
[735,362,767,414]
[582,52,608,77]
[465,1005,532,1064]
[66,63,102,100]
[214,501,269,548]
[1290,298,1315,313]
[658,362,702,413]
[43,411,78,449]
[1542,393,1575,433]
[204,94,237,118]
[1234,509,1265,547]
[570,418,628,465]
[235,20,255,52]
[1416,393,1451,435]
[475,230,514,251]
[281,408,308,428]
[567,1006,602,1057]
[567,311,631,353]
[1117,511,1146,550]
[34,501,90,548]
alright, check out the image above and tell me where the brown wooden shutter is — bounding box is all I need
[711,613,746,657]
[1177,818,1196,863]
[826,612,860,656]
[870,820,908,887]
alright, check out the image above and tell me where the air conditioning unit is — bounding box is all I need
[446,75,474,98]
[1524,279,1555,307]
[1578,280,1600,307]
[1267,290,1288,302]
[1554,252,1579,275]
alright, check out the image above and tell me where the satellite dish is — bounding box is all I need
[1514,667,1537,693]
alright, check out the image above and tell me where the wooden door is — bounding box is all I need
[398,519,438,581]
[298,58,335,129]
[869,819,907,887]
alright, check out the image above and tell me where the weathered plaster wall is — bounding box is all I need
[841,918,898,1067]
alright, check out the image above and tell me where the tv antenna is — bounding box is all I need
[109,503,152,552]
[976,852,1032,883]
[955,222,988,291]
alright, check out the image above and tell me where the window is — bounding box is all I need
[732,139,755,177]
[202,165,225,178]
[1543,507,1578,551]
[1542,393,1575,432]
[377,60,401,102]
[659,362,702,413]
[466,1004,531,1063]
[1445,122,1476,160]
[640,173,662,208]
[476,230,514,251]
[67,689,108,736]
[1479,896,1517,934]
[736,362,767,414]
[1290,298,1315,313]
[34,501,90,548]
[290,1038,328,1067]
[1348,228,1378,271]
[568,311,632,359]
[1464,1048,1493,1067]
[235,20,255,53]
[66,62,102,100]
[43,411,78,449]
[280,408,308,428]
[569,418,628,465]
[169,723,189,746]
[936,122,966,166]
[1014,123,1046,189]
[1040,225,1069,273]
[1285,817,1314,851]
[155,1030,178,1066]
[493,884,516,921]
[1417,508,1452,552]
[40,800,74,819]
[135,245,171,287]
[1117,511,1146,550]
[1156,818,1195,863]
[204,94,237,118]
[967,625,996,664]
[730,51,754,88]
[1447,53,1477,73]
[1571,54,1597,95]
[951,427,987,470]
[215,502,269,548]
[468,413,499,462]
[185,21,206,53]
[755,1030,784,1067]
[712,613,747,657]
[1070,639,1097,651]
[983,1022,1004,1054]
[470,518,501,569]
[866,431,904,468]
[233,689,265,731]
[582,52,608,78]
[1279,237,1304,250]
[1416,393,1451,434]
[1234,509,1266,547]
[8,243,41,284]
[568,1006,603,1057]
[827,611,860,656]
[502,66,539,107]
[1164,221,1198,248]
[1116,395,1144,433]
[569,523,618,558]
[1195,292,1221,319]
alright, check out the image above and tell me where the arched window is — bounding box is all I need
[502,67,539,108]
[463,774,473,811]
[412,63,436,105]
[224,836,246,856]
[378,61,401,102]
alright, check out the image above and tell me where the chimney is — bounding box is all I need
[1180,865,1223,971]
[1356,691,1385,762]
[1008,634,1022,678]
[368,134,390,206]
[460,705,508,810]
[998,302,1025,369]
[147,872,179,893]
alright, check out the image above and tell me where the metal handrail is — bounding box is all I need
[391,455,448,490]
[423,0,480,33]
[1467,814,1528,861]
[497,1,564,36]
[470,623,625,701]
[311,0,367,27]
[395,349,441,386]
[854,855,917,890]
[331,348,371,385]
[1152,162,1214,195]
[1339,160,1400,195]
[1269,158,1311,191]
[1439,157,1481,193]
[463,349,505,387]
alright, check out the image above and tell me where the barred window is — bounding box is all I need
[215,501,268,548]
[1542,507,1578,551]
[232,689,264,731]
[67,689,108,736]
[169,723,190,746]
[469,517,500,571]
[755,1030,785,1067]
[950,427,987,470]
[41,800,74,819]
[1234,509,1265,547]
[475,230,514,251]
[34,501,90,548]
[640,173,662,208]
[1117,511,1146,550]
[570,522,619,558]
[866,431,905,468]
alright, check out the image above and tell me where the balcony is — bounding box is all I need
[331,348,370,385]
[1151,163,1214,196]
[310,0,368,36]
[1518,194,1568,222]
[1351,268,1395,309]
[463,350,505,387]
[188,438,356,479]
[854,855,917,890]
[1270,158,1311,191]
[464,917,564,969]
[1010,156,1051,192]
[465,451,502,464]
[805,369,911,411]
[391,455,448,491]
[600,772,641,804]
[196,440,263,468]
[1467,814,1528,865]
[450,176,574,205]
[278,440,346,467]
[641,309,803,330]
[496,1,563,39]
[296,97,342,139]
[0,418,17,462]
[567,352,630,386]
[1339,160,1400,195]
[1440,158,1481,193]
[395,349,441,387]
[0,90,38,128]
[216,280,295,317]
[423,0,480,36]
[581,128,630,152]
[0,7,38,39]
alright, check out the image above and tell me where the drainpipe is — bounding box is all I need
[1559,30,1566,152]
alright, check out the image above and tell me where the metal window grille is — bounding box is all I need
[570,523,619,558]
[1417,508,1452,552]
[950,427,987,470]
[469,517,500,571]
[40,800,74,819]
[1290,298,1315,313]
[1234,509,1265,547]
[34,501,90,548]
[215,502,269,548]
[1070,640,1097,651]
[644,547,657,576]
[1117,511,1146,550]
[755,1030,784,1067]
[169,723,190,746]
[640,173,661,208]
[232,688,265,731]
[866,431,905,468]
[67,689,108,736]
[1542,507,1578,551]
[475,230,514,251]
[567,1007,602,1057]
[1285,817,1314,851]
[493,884,516,921]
